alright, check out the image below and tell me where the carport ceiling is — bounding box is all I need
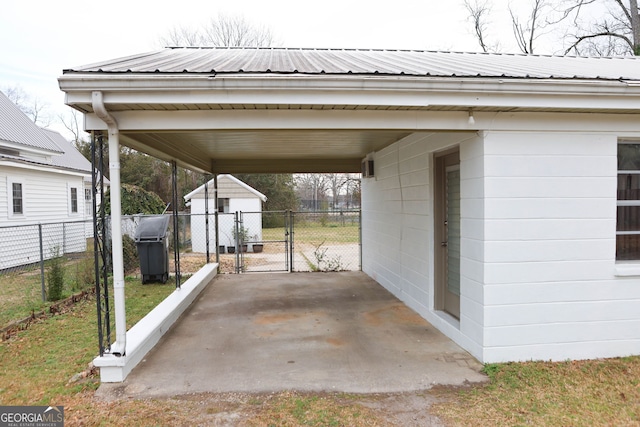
[59,47,640,174]
[120,129,410,173]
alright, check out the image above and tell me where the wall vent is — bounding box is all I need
[361,159,374,178]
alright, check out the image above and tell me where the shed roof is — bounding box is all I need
[65,47,640,81]
[184,174,267,202]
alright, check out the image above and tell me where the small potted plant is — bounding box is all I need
[251,234,264,253]
[232,226,249,253]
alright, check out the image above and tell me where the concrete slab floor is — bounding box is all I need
[98,272,486,399]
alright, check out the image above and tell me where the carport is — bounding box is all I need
[60,47,640,381]
[59,47,479,383]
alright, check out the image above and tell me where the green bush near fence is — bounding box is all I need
[46,256,65,302]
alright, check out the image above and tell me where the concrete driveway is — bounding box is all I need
[99,272,486,398]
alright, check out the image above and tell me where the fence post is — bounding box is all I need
[204,175,210,264]
[39,224,46,302]
[289,210,294,272]
[359,209,363,271]
[234,211,240,274]
[62,222,66,255]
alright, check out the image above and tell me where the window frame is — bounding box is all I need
[12,182,23,215]
[7,178,25,218]
[616,141,640,263]
[217,198,230,213]
[69,185,79,215]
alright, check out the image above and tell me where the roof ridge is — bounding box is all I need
[162,46,640,60]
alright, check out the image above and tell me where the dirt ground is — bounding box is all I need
[92,389,453,426]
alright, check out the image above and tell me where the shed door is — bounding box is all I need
[435,149,461,319]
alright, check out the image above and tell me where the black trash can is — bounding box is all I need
[135,215,170,284]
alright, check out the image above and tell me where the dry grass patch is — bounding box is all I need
[242,391,386,427]
[433,358,640,426]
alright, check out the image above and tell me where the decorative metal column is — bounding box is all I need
[172,161,181,288]
[91,131,111,356]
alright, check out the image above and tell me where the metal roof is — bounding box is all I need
[0,91,63,154]
[42,128,92,173]
[64,47,640,81]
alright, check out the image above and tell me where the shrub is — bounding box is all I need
[122,234,139,274]
[71,256,95,292]
[47,255,65,302]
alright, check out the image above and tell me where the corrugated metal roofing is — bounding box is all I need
[42,128,92,173]
[0,91,63,153]
[64,47,640,81]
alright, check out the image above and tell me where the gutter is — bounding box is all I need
[92,91,127,357]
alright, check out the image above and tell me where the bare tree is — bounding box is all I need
[295,174,329,211]
[59,109,86,145]
[463,0,497,52]
[561,0,640,55]
[3,85,50,126]
[160,13,275,47]
[509,0,557,54]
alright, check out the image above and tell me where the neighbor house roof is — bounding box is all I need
[184,174,267,202]
[42,128,92,174]
[0,91,63,154]
[64,47,640,81]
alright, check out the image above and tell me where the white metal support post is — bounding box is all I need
[92,91,127,356]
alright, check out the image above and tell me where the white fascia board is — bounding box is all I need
[0,158,90,178]
[84,109,640,135]
[60,74,640,111]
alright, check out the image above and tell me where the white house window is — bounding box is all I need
[85,188,92,216]
[70,187,78,214]
[217,198,230,213]
[12,182,23,215]
[617,142,640,260]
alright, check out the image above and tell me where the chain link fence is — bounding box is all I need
[291,211,361,272]
[1,210,360,327]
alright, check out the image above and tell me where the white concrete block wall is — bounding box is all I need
[362,132,484,360]
[481,131,640,362]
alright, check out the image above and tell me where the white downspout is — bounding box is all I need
[92,91,126,356]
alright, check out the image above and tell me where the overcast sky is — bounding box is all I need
[0,0,562,138]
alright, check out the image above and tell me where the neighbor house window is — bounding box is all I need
[617,142,640,260]
[70,187,78,213]
[85,188,92,216]
[12,182,23,214]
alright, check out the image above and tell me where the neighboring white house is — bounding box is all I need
[0,91,95,269]
[59,48,640,372]
[184,174,267,253]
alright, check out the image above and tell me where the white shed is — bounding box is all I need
[184,174,267,253]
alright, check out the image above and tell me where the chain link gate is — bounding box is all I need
[229,210,361,273]
[230,211,291,273]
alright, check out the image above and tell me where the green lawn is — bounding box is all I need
[262,222,360,245]
[0,277,173,406]
[0,255,95,327]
